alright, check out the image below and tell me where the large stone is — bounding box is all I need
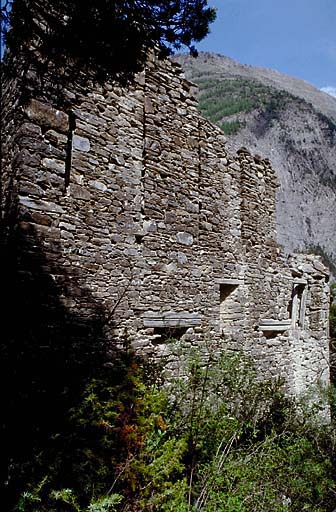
[73,135,91,152]
[18,196,65,214]
[25,99,69,133]
[176,232,193,246]
[69,184,92,201]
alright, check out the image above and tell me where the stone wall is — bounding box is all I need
[1,52,330,395]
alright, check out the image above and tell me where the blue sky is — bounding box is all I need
[1,0,335,96]
[198,0,336,96]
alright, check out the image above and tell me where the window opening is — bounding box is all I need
[64,111,76,192]
[220,283,240,332]
[153,326,188,343]
[290,283,307,328]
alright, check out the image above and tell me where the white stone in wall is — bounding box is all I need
[176,232,193,245]
[73,135,90,152]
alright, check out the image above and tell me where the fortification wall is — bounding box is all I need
[1,53,330,394]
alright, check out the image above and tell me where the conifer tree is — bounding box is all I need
[1,0,216,75]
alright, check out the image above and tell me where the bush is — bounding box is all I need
[12,345,336,511]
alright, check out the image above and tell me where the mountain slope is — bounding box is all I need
[175,52,336,272]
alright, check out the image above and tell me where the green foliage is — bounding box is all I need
[17,483,123,512]
[197,434,333,511]
[220,120,241,135]
[10,345,146,511]
[11,345,336,512]
[199,96,256,121]
[1,1,216,76]
[16,477,48,511]
[193,76,304,137]
[87,495,123,512]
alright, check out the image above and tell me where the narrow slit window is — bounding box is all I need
[64,111,76,192]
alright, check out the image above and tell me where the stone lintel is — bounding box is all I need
[143,312,201,328]
[293,278,307,285]
[215,278,244,285]
[259,319,291,332]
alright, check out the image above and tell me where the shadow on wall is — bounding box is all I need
[0,204,151,507]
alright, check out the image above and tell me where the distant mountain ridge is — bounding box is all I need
[176,52,336,123]
[175,52,336,273]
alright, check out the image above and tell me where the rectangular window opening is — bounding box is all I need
[290,283,307,328]
[220,283,241,333]
[153,326,188,344]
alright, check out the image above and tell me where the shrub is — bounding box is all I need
[13,345,336,511]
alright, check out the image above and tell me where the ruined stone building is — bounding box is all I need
[1,51,331,396]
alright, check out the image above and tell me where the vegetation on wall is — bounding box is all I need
[8,343,336,512]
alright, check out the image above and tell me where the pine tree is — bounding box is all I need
[1,0,216,75]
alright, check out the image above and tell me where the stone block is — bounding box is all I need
[176,232,193,246]
[70,184,92,201]
[73,135,91,152]
[25,99,69,133]
[18,196,65,214]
